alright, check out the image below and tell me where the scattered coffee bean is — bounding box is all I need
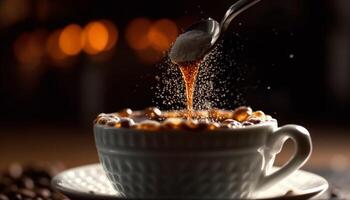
[251,111,265,118]
[242,121,254,126]
[97,117,108,125]
[36,188,51,198]
[118,108,133,117]
[19,189,36,198]
[162,118,184,129]
[97,113,106,118]
[9,163,23,179]
[0,163,67,200]
[134,120,160,131]
[247,118,261,124]
[106,118,120,127]
[229,122,242,128]
[182,119,200,130]
[194,121,210,131]
[207,122,220,130]
[232,106,253,122]
[36,177,50,188]
[118,118,135,128]
[0,194,9,200]
[144,107,162,120]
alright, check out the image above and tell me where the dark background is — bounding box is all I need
[0,0,349,128]
[1,1,350,196]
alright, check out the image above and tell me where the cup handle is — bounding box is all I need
[256,124,312,191]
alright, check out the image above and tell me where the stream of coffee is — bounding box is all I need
[179,62,200,119]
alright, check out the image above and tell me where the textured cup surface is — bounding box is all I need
[94,123,283,199]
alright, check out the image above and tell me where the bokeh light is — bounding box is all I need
[147,19,178,51]
[125,18,152,50]
[100,20,118,51]
[135,47,163,65]
[59,24,84,56]
[82,21,109,55]
[125,18,178,64]
[0,0,29,27]
[46,29,68,61]
[13,30,46,66]
[13,30,47,91]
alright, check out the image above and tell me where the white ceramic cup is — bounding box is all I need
[94,121,312,199]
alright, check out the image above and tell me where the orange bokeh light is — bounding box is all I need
[82,21,109,55]
[46,29,67,61]
[100,20,118,51]
[13,30,46,66]
[59,24,84,56]
[147,19,178,51]
[135,47,163,65]
[125,18,152,50]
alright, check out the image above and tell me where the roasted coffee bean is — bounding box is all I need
[0,194,9,200]
[97,117,108,125]
[144,107,162,120]
[97,113,106,117]
[242,121,254,126]
[18,189,36,198]
[247,118,261,124]
[118,108,133,117]
[14,193,22,200]
[251,110,265,118]
[105,114,119,119]
[36,177,50,188]
[106,118,120,127]
[222,119,241,126]
[207,122,220,130]
[134,120,160,131]
[182,119,200,130]
[232,106,252,122]
[36,188,51,198]
[51,192,67,200]
[19,177,34,190]
[223,119,241,128]
[8,163,23,179]
[117,118,135,128]
[193,121,210,131]
[162,118,184,129]
[222,119,234,124]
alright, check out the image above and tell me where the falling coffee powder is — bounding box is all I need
[178,62,200,119]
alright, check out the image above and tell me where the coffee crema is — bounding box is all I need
[94,106,276,131]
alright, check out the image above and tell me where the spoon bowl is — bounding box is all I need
[168,19,220,64]
[169,0,261,65]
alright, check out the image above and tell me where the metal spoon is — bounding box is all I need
[169,0,261,64]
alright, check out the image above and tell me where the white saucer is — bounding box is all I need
[52,163,328,200]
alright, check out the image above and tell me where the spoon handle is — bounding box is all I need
[220,0,261,33]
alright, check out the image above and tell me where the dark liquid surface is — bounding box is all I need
[179,62,200,119]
